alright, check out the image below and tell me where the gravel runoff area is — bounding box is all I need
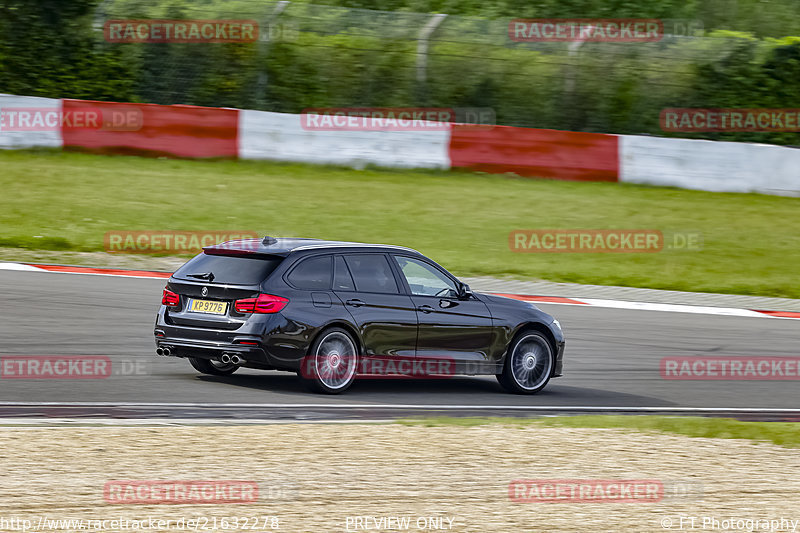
[0,424,797,532]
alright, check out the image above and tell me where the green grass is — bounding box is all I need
[397,416,800,448]
[2,149,800,297]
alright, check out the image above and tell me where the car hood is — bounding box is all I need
[478,292,553,321]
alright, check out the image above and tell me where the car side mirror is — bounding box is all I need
[458,283,473,300]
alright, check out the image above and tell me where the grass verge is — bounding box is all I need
[2,149,800,297]
[398,415,800,448]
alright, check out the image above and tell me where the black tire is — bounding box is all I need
[188,357,239,376]
[497,331,554,394]
[300,327,358,394]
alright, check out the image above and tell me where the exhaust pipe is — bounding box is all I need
[220,354,231,364]
[162,347,171,356]
[156,348,163,356]
[230,355,244,365]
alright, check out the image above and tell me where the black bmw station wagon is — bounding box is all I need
[155,237,564,394]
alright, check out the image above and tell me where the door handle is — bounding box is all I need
[346,299,365,307]
[417,304,434,314]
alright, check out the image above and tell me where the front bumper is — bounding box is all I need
[553,339,565,377]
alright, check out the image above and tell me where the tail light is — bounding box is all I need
[162,288,180,308]
[235,293,288,314]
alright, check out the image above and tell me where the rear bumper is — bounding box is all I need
[155,335,270,365]
[154,304,292,369]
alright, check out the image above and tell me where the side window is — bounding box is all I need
[287,255,332,290]
[333,255,355,291]
[343,254,399,294]
[394,256,457,297]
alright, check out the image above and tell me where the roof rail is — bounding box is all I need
[292,243,420,253]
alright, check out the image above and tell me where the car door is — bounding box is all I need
[334,253,418,358]
[281,252,349,327]
[391,254,495,368]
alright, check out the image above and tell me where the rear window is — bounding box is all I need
[173,253,283,285]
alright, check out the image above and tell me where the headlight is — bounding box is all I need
[552,319,562,331]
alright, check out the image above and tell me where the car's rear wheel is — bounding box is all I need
[301,327,358,394]
[188,357,239,376]
[497,331,554,394]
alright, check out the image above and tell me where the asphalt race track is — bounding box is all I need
[0,270,797,416]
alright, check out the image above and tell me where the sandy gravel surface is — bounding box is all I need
[0,424,797,532]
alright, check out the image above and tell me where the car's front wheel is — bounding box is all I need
[188,357,239,376]
[497,331,554,394]
[301,327,359,394]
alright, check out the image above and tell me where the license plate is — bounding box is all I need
[188,299,228,315]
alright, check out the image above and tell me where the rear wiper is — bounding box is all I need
[187,272,215,282]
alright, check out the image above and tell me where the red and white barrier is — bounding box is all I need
[619,135,800,196]
[2,93,799,196]
[0,95,62,149]
[63,99,238,158]
[450,124,619,182]
[239,109,451,169]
